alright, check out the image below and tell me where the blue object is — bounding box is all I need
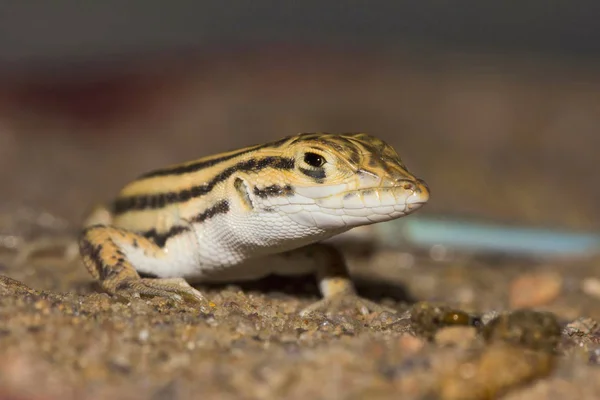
[376,217,600,257]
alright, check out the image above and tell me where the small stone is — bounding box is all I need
[435,326,477,347]
[563,317,599,337]
[480,310,501,326]
[581,277,600,300]
[437,343,556,400]
[590,348,600,365]
[397,334,426,354]
[410,302,476,339]
[509,271,562,308]
[137,329,149,342]
[482,309,562,352]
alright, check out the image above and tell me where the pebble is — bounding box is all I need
[397,334,426,354]
[509,271,562,308]
[137,329,150,342]
[563,317,599,337]
[437,343,556,400]
[435,326,477,347]
[590,348,600,365]
[581,277,600,300]
[482,309,562,352]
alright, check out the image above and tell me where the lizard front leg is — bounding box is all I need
[282,243,396,316]
[79,225,205,303]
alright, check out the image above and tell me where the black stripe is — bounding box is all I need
[299,167,326,181]
[142,225,190,248]
[348,147,361,165]
[79,237,105,278]
[139,137,291,179]
[253,184,294,198]
[113,156,295,214]
[191,199,230,223]
[139,200,229,247]
[80,234,123,280]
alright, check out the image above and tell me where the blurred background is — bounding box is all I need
[3,5,600,398]
[0,1,599,237]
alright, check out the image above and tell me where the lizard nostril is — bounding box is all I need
[401,181,416,191]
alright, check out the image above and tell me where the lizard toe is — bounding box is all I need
[299,293,396,317]
[116,278,207,305]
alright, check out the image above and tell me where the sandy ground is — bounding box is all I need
[0,48,599,399]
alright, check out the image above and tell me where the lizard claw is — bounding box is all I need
[299,294,396,317]
[117,278,207,305]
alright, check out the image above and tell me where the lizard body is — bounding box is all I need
[79,133,429,314]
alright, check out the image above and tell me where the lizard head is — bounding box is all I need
[246,132,429,232]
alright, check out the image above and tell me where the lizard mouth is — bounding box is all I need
[345,183,428,208]
[278,182,429,229]
[405,200,427,213]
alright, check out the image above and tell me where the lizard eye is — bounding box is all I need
[303,152,326,168]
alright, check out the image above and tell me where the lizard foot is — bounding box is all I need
[116,278,207,305]
[299,293,396,317]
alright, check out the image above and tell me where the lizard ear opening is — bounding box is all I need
[233,177,254,210]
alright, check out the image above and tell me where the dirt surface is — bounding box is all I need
[0,48,599,399]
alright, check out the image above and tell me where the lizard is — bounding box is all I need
[79,132,429,315]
